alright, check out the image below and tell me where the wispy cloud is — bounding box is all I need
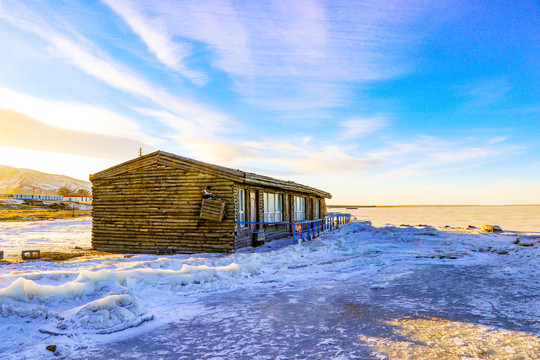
[458,77,513,108]
[487,136,507,145]
[122,0,422,111]
[172,130,523,180]
[176,135,385,176]
[368,135,525,175]
[102,0,207,85]
[340,116,387,138]
[0,2,234,135]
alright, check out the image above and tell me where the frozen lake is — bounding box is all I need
[334,205,540,234]
[66,262,540,360]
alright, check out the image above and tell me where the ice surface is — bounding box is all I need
[0,220,539,359]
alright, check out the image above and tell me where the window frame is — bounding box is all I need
[237,189,246,226]
[263,192,283,223]
[314,199,320,219]
[294,196,306,221]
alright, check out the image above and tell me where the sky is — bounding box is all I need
[0,0,538,205]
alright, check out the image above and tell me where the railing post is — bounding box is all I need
[293,224,296,244]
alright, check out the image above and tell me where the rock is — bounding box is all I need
[516,238,535,247]
[480,225,502,232]
[466,225,476,230]
[46,345,56,352]
[497,250,509,255]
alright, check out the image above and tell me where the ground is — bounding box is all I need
[0,199,91,222]
[0,220,539,359]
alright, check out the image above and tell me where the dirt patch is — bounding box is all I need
[0,201,90,221]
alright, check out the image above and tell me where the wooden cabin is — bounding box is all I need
[90,151,332,254]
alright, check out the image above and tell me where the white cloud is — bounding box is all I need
[487,136,507,144]
[125,0,420,111]
[0,87,155,145]
[340,116,387,138]
[461,77,513,107]
[176,135,385,176]
[366,135,525,177]
[102,0,207,85]
[0,5,234,135]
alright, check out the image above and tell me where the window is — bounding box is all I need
[315,199,320,219]
[294,196,306,221]
[238,189,246,223]
[263,193,283,222]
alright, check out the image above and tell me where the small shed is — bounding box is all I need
[90,151,332,254]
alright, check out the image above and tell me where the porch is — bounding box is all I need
[236,212,353,244]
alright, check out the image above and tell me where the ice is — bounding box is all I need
[60,294,152,334]
[0,220,539,358]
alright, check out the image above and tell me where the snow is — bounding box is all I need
[0,199,24,205]
[0,217,91,256]
[0,220,539,359]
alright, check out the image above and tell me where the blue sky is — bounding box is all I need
[0,0,538,204]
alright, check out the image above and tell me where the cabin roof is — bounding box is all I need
[90,150,332,199]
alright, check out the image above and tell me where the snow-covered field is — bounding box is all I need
[0,217,91,256]
[0,220,539,359]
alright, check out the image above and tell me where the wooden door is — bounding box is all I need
[250,191,257,231]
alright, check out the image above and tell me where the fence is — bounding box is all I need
[236,212,353,244]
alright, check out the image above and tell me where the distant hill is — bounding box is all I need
[0,165,91,195]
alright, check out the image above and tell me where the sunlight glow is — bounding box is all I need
[358,316,540,359]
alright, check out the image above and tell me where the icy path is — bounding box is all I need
[0,222,539,359]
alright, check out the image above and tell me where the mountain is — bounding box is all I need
[0,165,91,195]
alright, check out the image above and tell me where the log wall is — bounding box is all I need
[92,164,236,254]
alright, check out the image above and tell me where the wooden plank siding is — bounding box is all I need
[92,164,236,254]
[91,151,331,254]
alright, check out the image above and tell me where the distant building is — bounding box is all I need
[12,194,63,201]
[90,151,332,254]
[63,195,93,202]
